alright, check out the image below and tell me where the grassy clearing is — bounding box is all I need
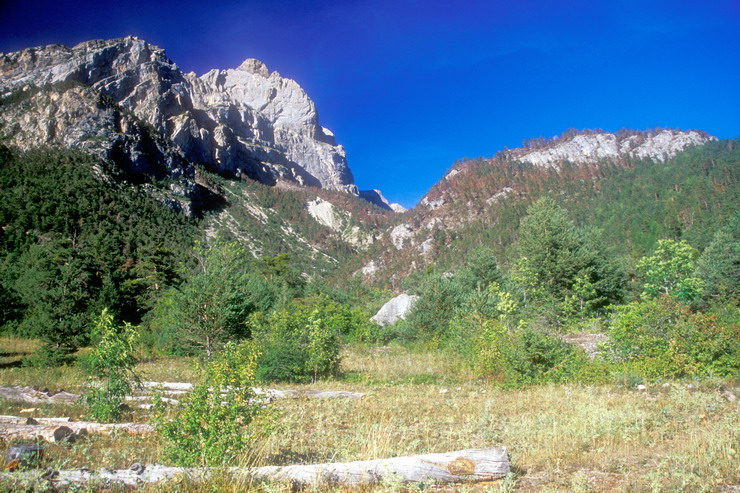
[0,338,737,492]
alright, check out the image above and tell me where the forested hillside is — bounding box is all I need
[349,137,739,287]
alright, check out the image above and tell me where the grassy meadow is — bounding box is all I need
[0,338,737,492]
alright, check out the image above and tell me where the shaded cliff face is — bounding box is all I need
[0,36,354,191]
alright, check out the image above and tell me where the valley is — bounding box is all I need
[0,36,737,492]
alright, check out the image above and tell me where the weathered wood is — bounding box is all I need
[0,384,364,407]
[0,418,154,442]
[0,424,80,443]
[0,386,80,404]
[0,415,70,424]
[145,382,365,400]
[249,446,509,486]
[0,447,509,487]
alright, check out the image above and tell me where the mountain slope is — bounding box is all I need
[348,129,737,287]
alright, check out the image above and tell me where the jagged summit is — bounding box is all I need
[237,58,270,76]
[0,36,356,192]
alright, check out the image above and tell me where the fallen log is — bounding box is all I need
[145,382,365,400]
[0,385,364,406]
[250,446,509,486]
[0,447,509,487]
[0,419,154,442]
[0,415,70,424]
[0,386,80,404]
[0,424,81,443]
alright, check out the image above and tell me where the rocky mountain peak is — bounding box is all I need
[0,37,357,193]
[237,58,270,77]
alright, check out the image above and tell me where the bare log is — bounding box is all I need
[0,447,509,487]
[249,446,509,486]
[0,415,71,424]
[0,419,154,442]
[0,384,364,407]
[145,382,364,400]
[0,386,80,404]
[0,424,81,443]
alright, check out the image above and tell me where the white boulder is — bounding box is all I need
[371,294,419,326]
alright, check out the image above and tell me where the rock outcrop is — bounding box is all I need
[359,189,406,212]
[0,36,354,191]
[371,293,419,326]
[306,197,375,248]
[510,129,715,170]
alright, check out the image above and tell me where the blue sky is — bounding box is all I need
[1,1,738,208]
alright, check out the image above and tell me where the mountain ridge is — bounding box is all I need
[0,36,377,200]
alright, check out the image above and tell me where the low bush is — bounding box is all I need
[461,319,587,387]
[604,297,739,379]
[81,309,140,422]
[154,340,270,466]
[251,297,342,383]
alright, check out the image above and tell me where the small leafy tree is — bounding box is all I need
[155,341,267,466]
[251,299,342,383]
[82,309,140,422]
[637,239,704,303]
[148,240,275,358]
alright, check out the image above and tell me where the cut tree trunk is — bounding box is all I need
[249,446,510,486]
[0,386,80,404]
[144,382,365,400]
[0,384,364,407]
[0,418,154,442]
[0,447,509,487]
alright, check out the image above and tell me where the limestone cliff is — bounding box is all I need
[508,129,715,170]
[0,36,355,191]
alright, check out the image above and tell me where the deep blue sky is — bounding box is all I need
[1,1,738,207]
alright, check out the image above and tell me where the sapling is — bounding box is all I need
[82,309,141,422]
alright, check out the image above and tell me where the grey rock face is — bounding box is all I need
[0,83,192,180]
[513,130,715,169]
[359,189,406,212]
[0,36,354,191]
[371,293,419,326]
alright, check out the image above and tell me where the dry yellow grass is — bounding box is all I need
[0,339,737,492]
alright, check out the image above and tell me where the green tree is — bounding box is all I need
[250,298,342,383]
[513,197,625,321]
[82,309,140,422]
[155,341,268,466]
[149,240,275,358]
[12,240,94,365]
[695,219,739,301]
[637,239,704,303]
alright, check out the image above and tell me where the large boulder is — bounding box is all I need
[371,294,419,326]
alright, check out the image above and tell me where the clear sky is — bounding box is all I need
[1,1,738,208]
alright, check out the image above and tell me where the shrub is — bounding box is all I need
[82,309,140,422]
[251,299,342,383]
[464,319,586,387]
[154,341,269,466]
[605,297,739,379]
[637,239,704,303]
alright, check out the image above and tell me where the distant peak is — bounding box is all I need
[237,58,270,77]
